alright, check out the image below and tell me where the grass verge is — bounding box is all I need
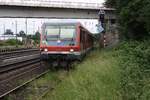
[5,48,122,100]
[42,49,122,100]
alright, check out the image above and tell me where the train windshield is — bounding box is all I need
[45,26,60,41]
[43,25,76,46]
[45,26,75,41]
[60,26,75,40]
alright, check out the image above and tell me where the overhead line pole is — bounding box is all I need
[15,20,18,46]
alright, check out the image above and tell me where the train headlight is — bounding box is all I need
[70,49,74,52]
[44,48,48,52]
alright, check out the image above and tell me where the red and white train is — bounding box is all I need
[40,22,94,63]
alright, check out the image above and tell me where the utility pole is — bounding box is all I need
[15,20,17,35]
[3,24,5,40]
[15,20,18,46]
[3,24,5,34]
[33,21,35,34]
[25,18,27,35]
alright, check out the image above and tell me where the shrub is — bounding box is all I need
[0,39,23,46]
[114,40,150,100]
[5,39,17,45]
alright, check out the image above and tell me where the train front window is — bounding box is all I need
[45,26,59,41]
[45,26,75,40]
[60,26,75,40]
[44,25,76,46]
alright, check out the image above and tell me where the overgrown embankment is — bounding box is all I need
[42,49,122,100]
[5,48,122,100]
[43,40,150,100]
[115,40,150,100]
[5,41,150,100]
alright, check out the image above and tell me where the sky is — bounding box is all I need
[0,0,105,35]
[0,18,104,34]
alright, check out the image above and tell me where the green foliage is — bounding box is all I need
[114,40,150,99]
[0,40,6,46]
[18,30,26,37]
[42,50,121,100]
[27,31,40,45]
[5,49,121,100]
[105,0,150,40]
[104,0,118,8]
[4,29,14,35]
[5,39,17,45]
[0,39,23,46]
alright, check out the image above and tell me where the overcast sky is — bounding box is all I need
[0,0,105,35]
[0,18,104,34]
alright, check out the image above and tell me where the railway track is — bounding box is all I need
[0,48,50,98]
[0,48,39,60]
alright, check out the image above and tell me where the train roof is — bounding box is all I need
[42,22,81,26]
[42,22,94,37]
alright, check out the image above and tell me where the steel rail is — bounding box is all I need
[0,48,39,55]
[0,48,48,98]
[0,47,33,53]
[0,64,49,98]
[0,58,40,74]
[0,50,40,60]
[0,54,40,67]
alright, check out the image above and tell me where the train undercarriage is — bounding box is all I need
[41,53,82,70]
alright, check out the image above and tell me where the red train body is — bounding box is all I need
[40,22,94,61]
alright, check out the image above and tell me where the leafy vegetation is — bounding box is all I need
[18,30,26,37]
[7,49,121,100]
[0,31,40,47]
[105,0,150,40]
[114,40,150,100]
[105,0,150,99]
[40,42,149,100]
[42,49,121,100]
[32,31,40,44]
[5,40,150,100]
[27,31,40,44]
[4,29,14,35]
[0,39,22,46]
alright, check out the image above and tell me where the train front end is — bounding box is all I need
[40,22,81,61]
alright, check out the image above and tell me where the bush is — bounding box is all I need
[114,40,150,100]
[105,0,150,40]
[0,39,23,46]
[5,39,17,45]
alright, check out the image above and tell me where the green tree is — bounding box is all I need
[4,29,13,35]
[35,31,40,40]
[29,31,40,44]
[104,0,117,8]
[105,0,150,40]
[18,30,26,37]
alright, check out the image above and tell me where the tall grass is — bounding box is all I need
[7,40,149,100]
[43,49,122,100]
